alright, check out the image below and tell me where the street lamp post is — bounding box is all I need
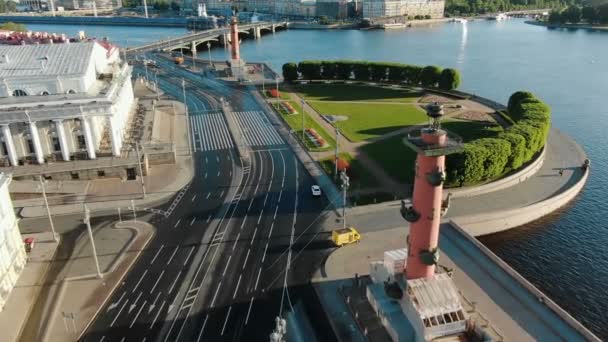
[334,126,340,180]
[301,98,305,142]
[182,78,193,155]
[340,170,350,229]
[262,64,265,94]
[154,71,160,101]
[135,142,146,198]
[83,204,103,279]
[207,42,212,69]
[39,176,58,242]
[275,77,280,110]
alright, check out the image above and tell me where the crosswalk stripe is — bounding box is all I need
[189,112,234,151]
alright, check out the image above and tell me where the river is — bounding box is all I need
[27,20,608,338]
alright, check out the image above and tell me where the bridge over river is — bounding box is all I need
[125,21,289,56]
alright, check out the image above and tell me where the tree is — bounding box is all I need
[0,22,25,32]
[335,61,352,80]
[352,62,370,81]
[598,3,608,24]
[507,90,535,118]
[563,5,582,23]
[582,6,598,23]
[153,0,169,10]
[6,0,16,12]
[170,1,180,11]
[282,63,298,82]
[438,68,461,90]
[298,61,321,80]
[369,63,387,81]
[548,9,563,24]
[321,61,337,79]
[420,65,442,87]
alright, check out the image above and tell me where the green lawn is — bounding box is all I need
[361,134,418,184]
[294,84,421,103]
[442,119,503,142]
[277,101,335,152]
[308,101,427,142]
[318,153,379,189]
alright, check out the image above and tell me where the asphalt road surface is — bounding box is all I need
[81,56,334,341]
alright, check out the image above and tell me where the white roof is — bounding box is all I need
[407,273,463,319]
[0,42,96,78]
[384,248,407,261]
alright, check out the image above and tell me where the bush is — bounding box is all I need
[508,123,541,161]
[497,132,526,170]
[335,61,353,80]
[282,62,298,82]
[370,63,387,82]
[473,138,511,180]
[352,62,370,81]
[458,144,490,185]
[298,61,322,80]
[507,91,535,117]
[403,65,422,85]
[321,61,337,79]
[438,68,461,90]
[424,15,432,19]
[420,65,442,87]
[387,64,404,82]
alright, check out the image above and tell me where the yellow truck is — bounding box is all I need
[331,227,361,247]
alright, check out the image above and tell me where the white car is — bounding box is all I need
[311,185,322,197]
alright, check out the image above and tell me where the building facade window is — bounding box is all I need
[66,89,76,94]
[77,135,86,150]
[40,91,49,96]
[26,139,35,154]
[12,89,27,97]
[52,137,61,152]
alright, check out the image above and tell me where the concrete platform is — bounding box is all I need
[313,223,600,341]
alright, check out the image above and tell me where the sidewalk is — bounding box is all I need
[14,221,155,342]
[0,232,59,342]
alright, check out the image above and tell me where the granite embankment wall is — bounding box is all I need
[0,15,187,27]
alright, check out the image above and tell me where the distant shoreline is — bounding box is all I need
[525,20,608,31]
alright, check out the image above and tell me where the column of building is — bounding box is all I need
[28,121,45,164]
[53,119,71,161]
[1,125,18,166]
[81,117,97,160]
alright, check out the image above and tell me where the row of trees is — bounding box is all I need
[446,0,564,17]
[446,91,551,186]
[282,60,461,90]
[122,0,180,11]
[548,3,608,24]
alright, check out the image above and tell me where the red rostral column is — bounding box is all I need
[402,103,463,280]
[230,16,240,62]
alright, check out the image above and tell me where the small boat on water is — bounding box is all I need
[451,18,468,23]
[489,13,509,21]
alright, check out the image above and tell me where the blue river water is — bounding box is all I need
[27,20,608,338]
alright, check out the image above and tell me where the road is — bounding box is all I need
[80,55,334,341]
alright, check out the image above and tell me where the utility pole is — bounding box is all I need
[301,98,305,142]
[207,42,212,70]
[117,207,122,222]
[334,126,340,180]
[261,64,265,94]
[154,71,160,101]
[275,77,279,110]
[182,78,193,155]
[340,170,350,229]
[135,142,146,198]
[83,204,103,279]
[143,0,149,18]
[131,199,137,222]
[39,176,58,242]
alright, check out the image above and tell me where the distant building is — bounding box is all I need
[316,0,348,19]
[0,41,134,167]
[362,0,444,19]
[0,173,26,312]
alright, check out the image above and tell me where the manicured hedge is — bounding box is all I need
[282,63,298,82]
[446,91,551,186]
[282,60,461,90]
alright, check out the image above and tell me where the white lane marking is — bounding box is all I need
[255,268,262,290]
[168,270,181,294]
[204,172,207,179]
[132,270,148,293]
[250,227,257,245]
[233,275,242,299]
[166,246,179,265]
[190,217,196,226]
[267,223,275,239]
[216,155,219,163]
[210,281,222,307]
[232,232,241,251]
[217,170,220,177]
[222,255,232,276]
[110,299,129,327]
[174,219,181,228]
[242,249,251,269]
[273,206,278,220]
[183,246,195,265]
[107,291,125,312]
[99,336,106,342]
[206,214,212,223]
[150,270,164,293]
[245,297,254,324]
[257,210,264,224]
[195,315,209,342]
[129,292,143,313]
[205,157,208,164]
[191,194,197,202]
[130,300,147,328]
[149,292,161,314]
[120,338,126,342]
[150,300,166,330]
[221,306,232,335]
[206,193,210,199]
[220,190,225,197]
[262,243,268,263]
[150,245,164,265]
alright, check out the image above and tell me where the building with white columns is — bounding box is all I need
[0,173,26,311]
[0,41,134,167]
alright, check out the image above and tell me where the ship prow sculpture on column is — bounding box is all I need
[229,16,246,81]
